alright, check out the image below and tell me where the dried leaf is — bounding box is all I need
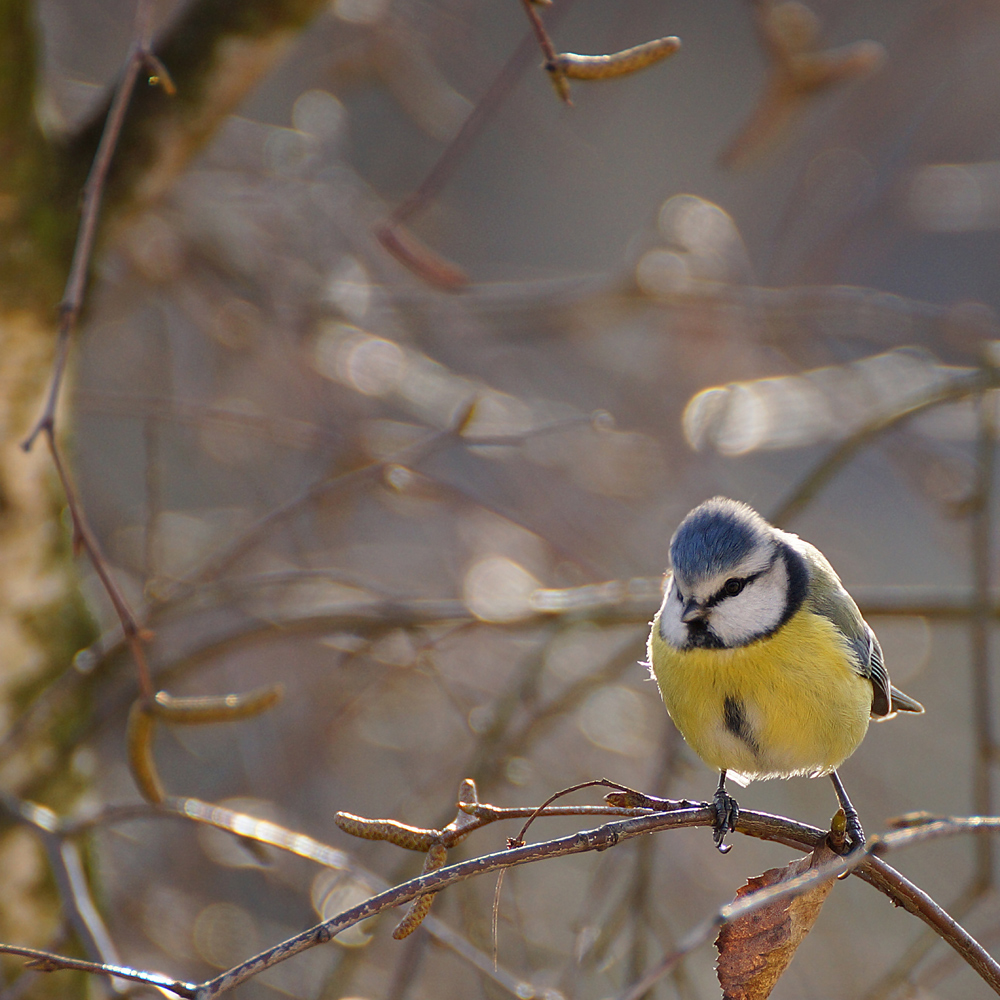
[715,839,839,999]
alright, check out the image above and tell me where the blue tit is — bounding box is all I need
[647,497,923,853]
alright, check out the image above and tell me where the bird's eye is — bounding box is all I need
[675,586,683,602]
[724,578,745,597]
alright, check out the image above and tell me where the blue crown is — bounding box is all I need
[670,498,769,581]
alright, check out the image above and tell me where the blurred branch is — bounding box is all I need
[93,583,1000,683]
[518,0,571,104]
[720,0,884,168]
[378,1,576,285]
[380,0,679,283]
[181,407,584,588]
[470,644,643,787]
[195,799,1000,996]
[770,365,994,524]
[970,386,996,887]
[0,0,63,306]
[8,784,1000,997]
[22,0,160,453]
[5,576,998,777]
[0,795,123,974]
[865,374,1000,999]
[0,943,197,997]
[126,684,284,802]
[75,390,340,449]
[388,4,569,226]
[59,0,329,222]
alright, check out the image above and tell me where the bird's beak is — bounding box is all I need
[681,599,707,624]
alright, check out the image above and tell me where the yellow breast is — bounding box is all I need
[647,606,872,781]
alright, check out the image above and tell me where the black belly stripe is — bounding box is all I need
[723,695,759,755]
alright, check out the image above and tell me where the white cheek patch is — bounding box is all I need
[657,577,690,648]
[709,557,789,647]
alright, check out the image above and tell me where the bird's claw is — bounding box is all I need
[837,807,865,881]
[845,814,865,851]
[712,786,739,854]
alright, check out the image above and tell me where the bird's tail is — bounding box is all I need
[889,685,924,714]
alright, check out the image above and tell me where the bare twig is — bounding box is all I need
[0,795,122,973]
[0,943,196,998]
[43,430,154,698]
[720,0,884,168]
[10,790,1000,998]
[80,793,606,1000]
[510,778,641,846]
[518,0,571,103]
[22,0,160,452]
[378,1,575,281]
[201,804,1000,997]
[770,366,993,525]
[970,385,996,887]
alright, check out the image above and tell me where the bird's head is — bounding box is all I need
[657,497,803,650]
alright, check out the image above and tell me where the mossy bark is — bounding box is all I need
[0,0,328,987]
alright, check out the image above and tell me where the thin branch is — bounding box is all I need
[22,0,159,452]
[60,794,625,999]
[860,880,989,1000]
[518,0,571,103]
[389,2,575,230]
[377,1,575,282]
[0,795,122,973]
[858,856,1000,994]
[42,430,154,698]
[194,808,722,997]
[9,794,1000,998]
[198,803,1000,997]
[0,943,196,998]
[769,366,994,525]
[970,384,996,886]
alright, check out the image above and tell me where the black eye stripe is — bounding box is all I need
[706,570,763,607]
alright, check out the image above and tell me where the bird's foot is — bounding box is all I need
[829,771,866,858]
[712,786,739,854]
[830,806,866,877]
[845,810,866,851]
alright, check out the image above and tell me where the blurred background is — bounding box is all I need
[7,0,1000,997]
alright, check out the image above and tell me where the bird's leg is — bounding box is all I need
[712,770,739,853]
[830,770,865,850]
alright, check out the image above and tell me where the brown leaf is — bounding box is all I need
[715,840,839,999]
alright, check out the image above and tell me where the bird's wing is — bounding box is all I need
[792,537,893,716]
[851,627,893,718]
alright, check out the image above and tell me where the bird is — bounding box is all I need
[646,497,923,853]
